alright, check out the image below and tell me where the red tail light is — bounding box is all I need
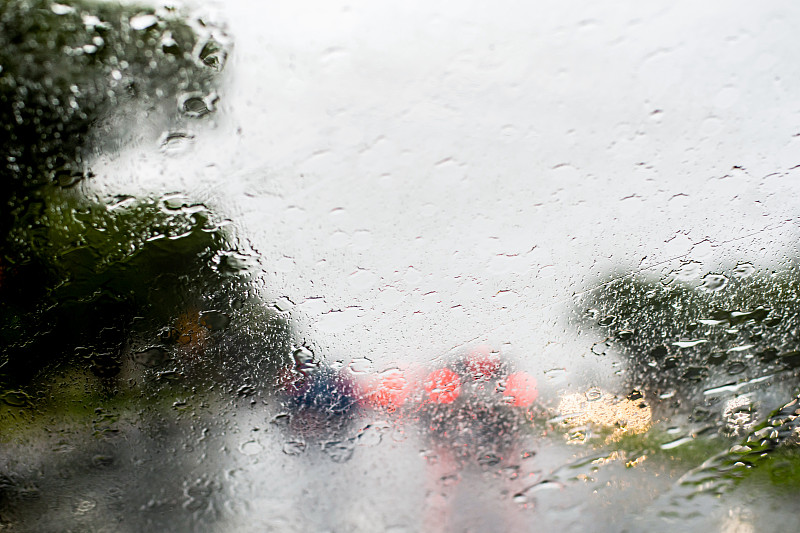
[424,368,461,404]
[502,372,538,407]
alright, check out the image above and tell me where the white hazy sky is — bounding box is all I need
[96,0,800,387]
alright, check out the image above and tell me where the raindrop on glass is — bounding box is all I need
[129,13,158,31]
[699,273,729,291]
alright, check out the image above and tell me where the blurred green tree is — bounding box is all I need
[0,0,293,395]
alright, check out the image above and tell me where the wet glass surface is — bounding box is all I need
[3,0,800,531]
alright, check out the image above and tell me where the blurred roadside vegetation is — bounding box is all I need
[0,0,290,420]
[578,264,800,494]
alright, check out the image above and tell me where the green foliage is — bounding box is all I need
[9,189,227,302]
[0,190,233,385]
[582,268,800,399]
[738,449,800,490]
[0,0,236,389]
[612,426,729,466]
[581,268,800,492]
[676,392,800,494]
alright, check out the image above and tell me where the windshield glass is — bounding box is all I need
[2,1,800,531]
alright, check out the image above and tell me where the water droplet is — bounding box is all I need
[213,251,257,275]
[591,339,612,355]
[660,435,694,450]
[321,439,355,463]
[237,384,256,397]
[727,361,747,375]
[53,168,87,188]
[672,339,708,348]
[199,310,230,331]
[273,296,295,312]
[707,351,728,365]
[663,356,679,369]
[585,388,603,402]
[627,390,644,401]
[513,493,529,505]
[157,370,182,382]
[159,31,180,55]
[187,481,213,499]
[699,274,728,291]
[73,499,96,515]
[544,368,567,383]
[179,92,218,118]
[682,366,709,381]
[159,131,195,155]
[282,440,306,455]
[731,308,769,325]
[356,424,383,447]
[129,13,158,31]
[617,329,634,340]
[597,315,616,327]
[667,260,702,282]
[477,453,501,467]
[271,413,291,428]
[732,263,756,279]
[513,480,563,505]
[727,344,755,353]
[197,38,227,70]
[133,347,168,367]
[182,97,210,117]
[240,440,262,456]
[348,357,373,374]
[292,346,316,370]
[1,390,31,407]
[51,3,74,15]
